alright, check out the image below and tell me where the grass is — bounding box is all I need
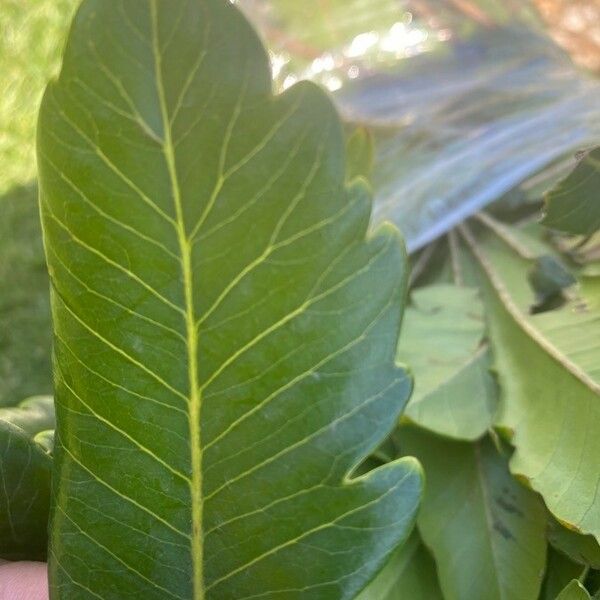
[0,0,77,195]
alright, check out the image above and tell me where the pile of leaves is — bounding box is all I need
[0,0,599,598]
[360,146,600,599]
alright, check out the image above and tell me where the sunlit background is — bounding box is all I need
[1,0,600,247]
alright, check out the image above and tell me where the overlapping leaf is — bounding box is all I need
[548,516,600,570]
[461,219,600,539]
[556,580,592,600]
[38,0,422,597]
[543,148,600,237]
[357,530,443,600]
[397,284,497,440]
[0,396,54,561]
[400,427,547,600]
[541,547,586,600]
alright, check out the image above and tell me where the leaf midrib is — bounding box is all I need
[150,3,204,598]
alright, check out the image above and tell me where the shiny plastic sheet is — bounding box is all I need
[239,0,600,251]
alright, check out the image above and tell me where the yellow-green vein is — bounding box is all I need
[150,2,204,597]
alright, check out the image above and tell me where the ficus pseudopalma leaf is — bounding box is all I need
[37,0,422,597]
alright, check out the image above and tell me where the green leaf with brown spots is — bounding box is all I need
[460,219,600,541]
[400,427,547,600]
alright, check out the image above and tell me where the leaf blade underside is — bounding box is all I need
[460,222,600,539]
[38,1,422,598]
[401,427,547,600]
[397,284,497,441]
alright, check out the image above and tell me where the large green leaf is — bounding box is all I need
[38,0,423,597]
[400,427,547,600]
[461,221,600,539]
[556,580,592,600]
[543,148,600,237]
[0,396,54,561]
[0,185,53,407]
[356,530,443,600]
[397,284,497,440]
